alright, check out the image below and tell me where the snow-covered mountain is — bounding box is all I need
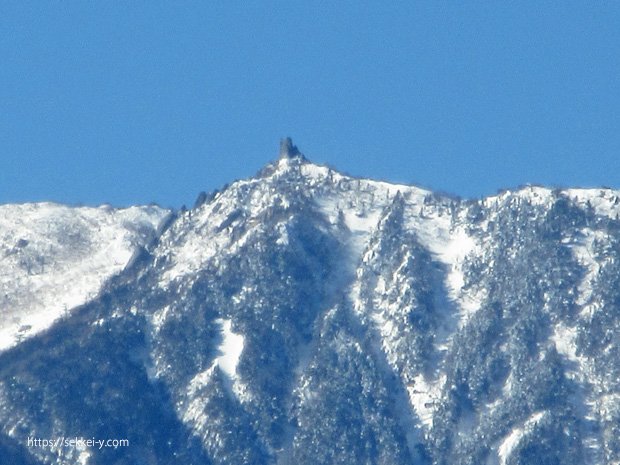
[0,140,619,465]
[0,203,170,351]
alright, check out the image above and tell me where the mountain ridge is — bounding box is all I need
[1,143,620,464]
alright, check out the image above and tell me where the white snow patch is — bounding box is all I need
[214,318,244,381]
[406,373,445,428]
[0,203,168,352]
[299,162,338,181]
[437,227,477,308]
[551,324,583,365]
[498,411,547,465]
[485,186,554,209]
[343,209,383,237]
[275,223,289,246]
[564,188,620,219]
[520,186,554,206]
[406,209,482,325]
[315,192,385,265]
[180,317,252,404]
[344,209,384,257]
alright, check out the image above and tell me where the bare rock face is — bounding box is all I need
[279,137,301,159]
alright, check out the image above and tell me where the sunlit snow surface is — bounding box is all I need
[498,411,547,465]
[0,202,168,351]
[214,318,244,386]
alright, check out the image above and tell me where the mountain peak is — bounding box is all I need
[279,137,303,159]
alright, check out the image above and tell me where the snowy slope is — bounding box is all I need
[2,143,620,465]
[151,152,620,464]
[0,202,169,351]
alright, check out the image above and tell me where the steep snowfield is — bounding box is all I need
[214,318,245,397]
[0,202,169,351]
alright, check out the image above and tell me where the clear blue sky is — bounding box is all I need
[2,2,620,208]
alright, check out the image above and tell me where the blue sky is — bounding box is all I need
[1,2,620,207]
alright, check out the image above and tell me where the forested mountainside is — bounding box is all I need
[1,142,619,465]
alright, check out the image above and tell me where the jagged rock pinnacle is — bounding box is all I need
[279,137,302,159]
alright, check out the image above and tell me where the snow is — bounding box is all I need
[406,373,445,428]
[599,393,620,422]
[149,305,172,335]
[160,157,433,288]
[183,365,217,432]
[159,205,249,284]
[159,167,302,286]
[405,207,482,326]
[484,186,620,220]
[522,186,554,206]
[551,323,582,364]
[438,228,474,290]
[549,319,598,427]
[568,228,607,315]
[433,226,481,322]
[308,174,442,448]
[498,411,546,465]
[343,208,384,258]
[187,365,217,397]
[158,207,222,284]
[550,226,610,463]
[299,161,336,181]
[214,318,244,381]
[564,188,620,218]
[184,317,246,410]
[76,446,91,465]
[343,209,383,236]
[0,202,168,352]
[6,156,620,463]
[299,160,425,199]
[327,179,481,432]
[314,179,404,263]
[485,186,554,209]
